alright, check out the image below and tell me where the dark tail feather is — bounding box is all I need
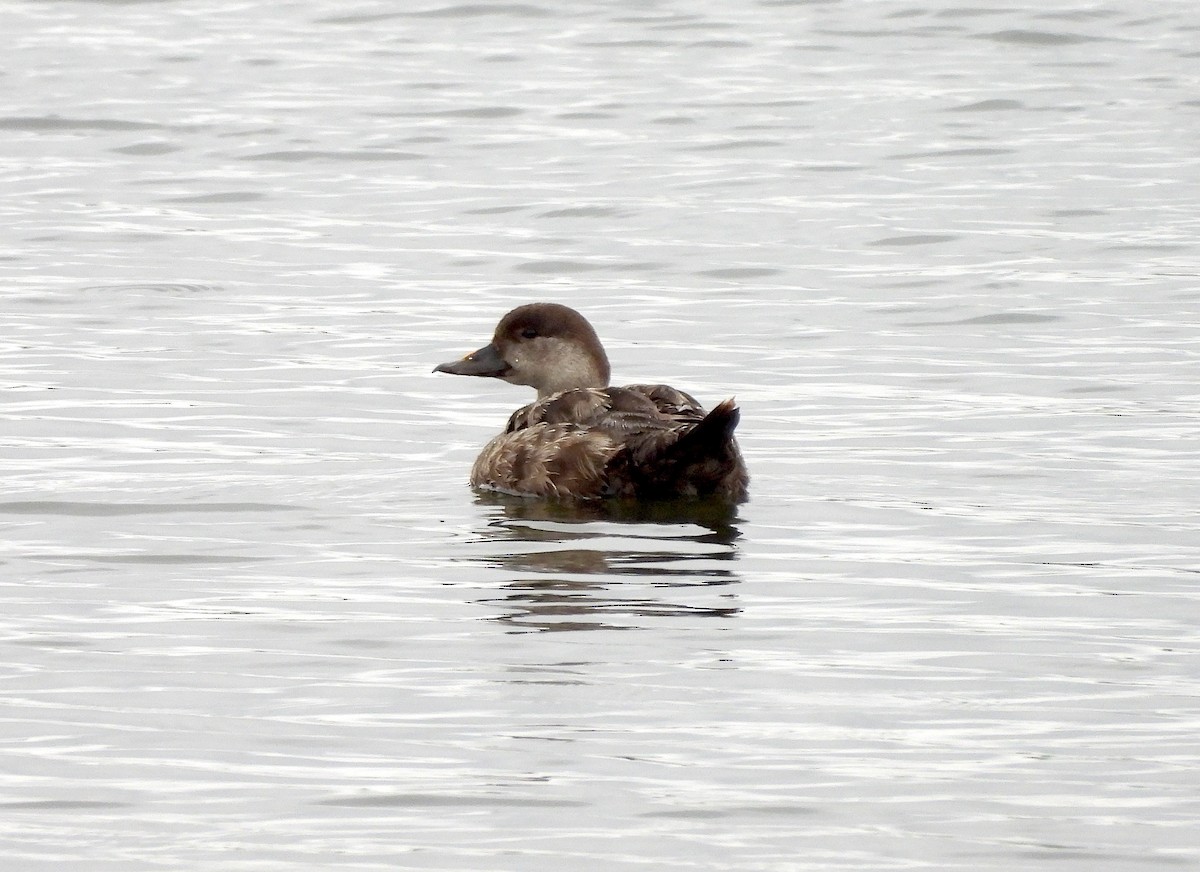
[649,399,747,501]
[674,399,740,456]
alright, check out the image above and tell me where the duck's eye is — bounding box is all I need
[520,327,538,339]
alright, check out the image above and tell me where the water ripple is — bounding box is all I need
[2,0,1198,868]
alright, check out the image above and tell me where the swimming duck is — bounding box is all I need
[434,303,748,502]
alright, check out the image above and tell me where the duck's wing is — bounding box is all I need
[506,386,701,435]
[489,386,746,501]
[620,384,707,426]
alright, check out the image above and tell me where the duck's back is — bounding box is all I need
[469,385,748,501]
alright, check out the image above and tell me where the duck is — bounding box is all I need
[433,303,748,502]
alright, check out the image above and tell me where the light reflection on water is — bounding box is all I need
[2,0,1199,869]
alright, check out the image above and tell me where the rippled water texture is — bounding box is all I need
[2,1,1199,870]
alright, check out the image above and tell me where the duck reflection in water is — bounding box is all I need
[469,491,743,632]
[435,302,749,630]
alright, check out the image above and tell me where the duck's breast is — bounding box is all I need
[470,422,618,499]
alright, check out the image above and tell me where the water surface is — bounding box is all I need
[2,1,1198,870]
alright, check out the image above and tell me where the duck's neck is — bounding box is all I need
[536,362,608,398]
[532,341,610,398]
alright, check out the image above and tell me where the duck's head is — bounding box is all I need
[434,303,611,398]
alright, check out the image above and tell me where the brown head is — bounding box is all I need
[434,303,611,398]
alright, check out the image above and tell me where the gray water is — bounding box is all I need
[2,1,1199,869]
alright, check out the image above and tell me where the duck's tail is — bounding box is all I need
[676,398,740,454]
[651,399,748,502]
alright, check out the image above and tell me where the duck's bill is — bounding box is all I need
[433,343,510,378]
